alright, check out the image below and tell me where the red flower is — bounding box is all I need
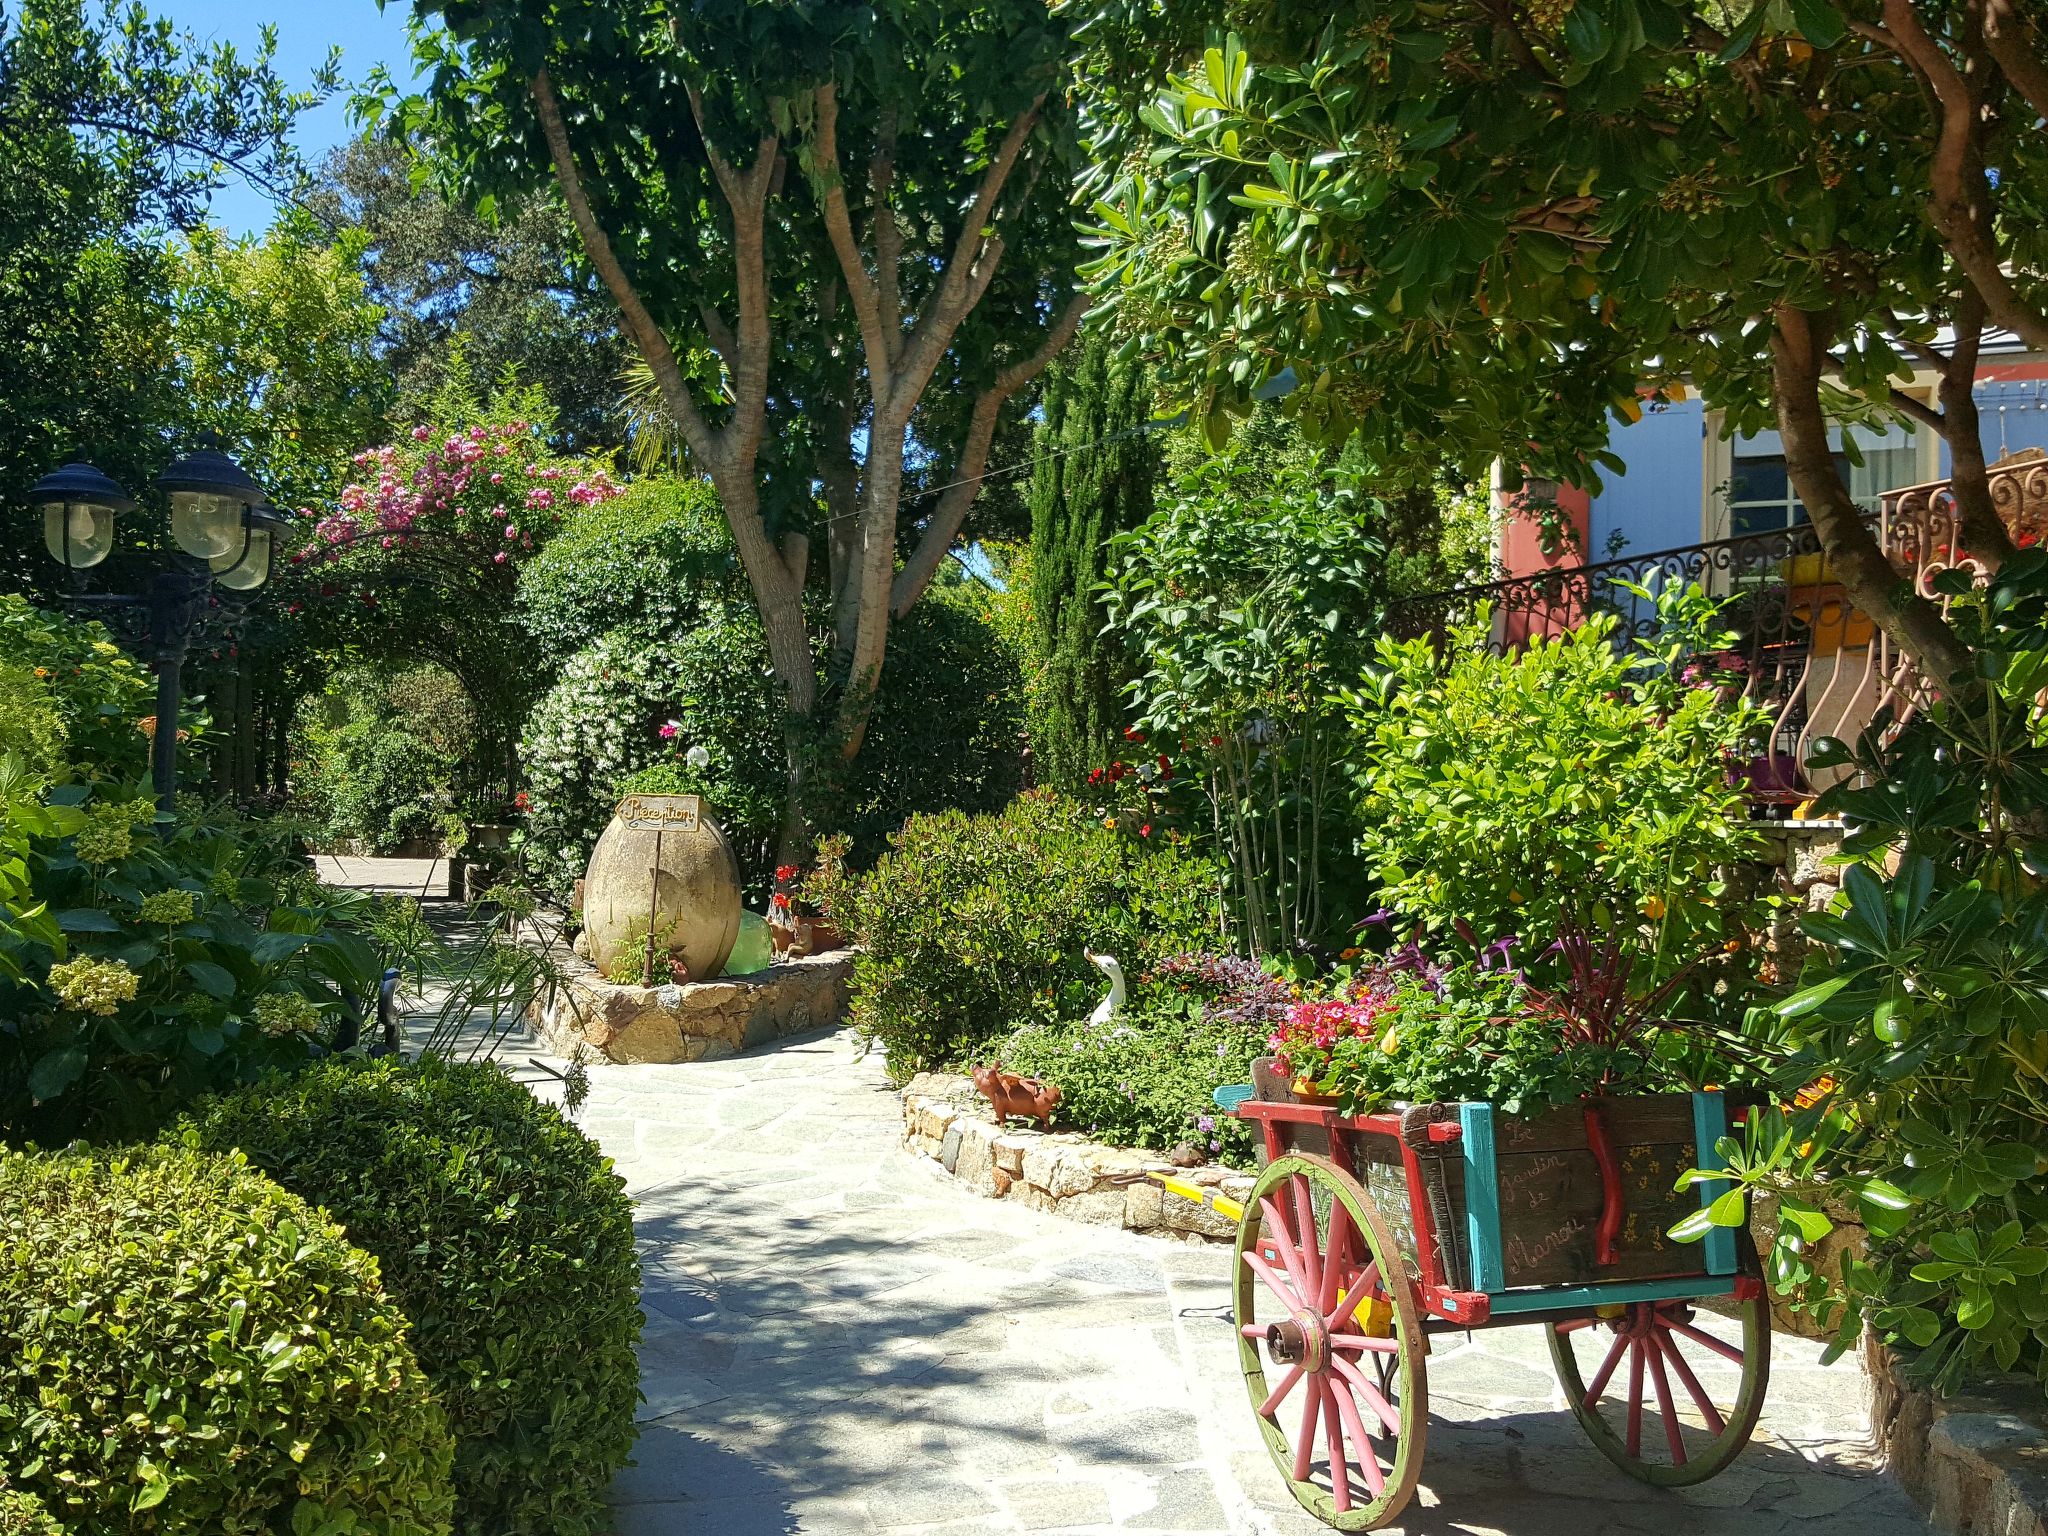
[1123,726,1143,742]
[1157,754,1170,771]
[513,790,531,812]
[775,864,802,883]
[1139,823,1153,837]
[1087,768,1104,786]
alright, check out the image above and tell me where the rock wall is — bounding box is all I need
[900,1072,1255,1243]
[531,946,852,1063]
[1866,1340,2048,1536]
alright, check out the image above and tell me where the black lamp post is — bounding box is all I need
[31,447,286,808]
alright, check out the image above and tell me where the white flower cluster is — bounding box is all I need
[521,633,684,894]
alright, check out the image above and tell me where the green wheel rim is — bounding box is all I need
[1233,1153,1427,1530]
[1547,1292,1772,1487]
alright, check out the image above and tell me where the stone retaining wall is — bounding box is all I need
[531,946,852,1063]
[900,1072,1254,1243]
[1867,1341,2048,1536]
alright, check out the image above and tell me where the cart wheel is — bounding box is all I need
[1234,1153,1426,1530]
[1547,1292,1771,1486]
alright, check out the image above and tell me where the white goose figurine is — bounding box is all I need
[1086,951,1126,1028]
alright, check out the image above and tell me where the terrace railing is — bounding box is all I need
[1383,450,2048,806]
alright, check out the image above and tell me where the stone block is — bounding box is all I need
[953,1119,999,1194]
[1056,1187,1130,1227]
[938,1123,963,1175]
[1158,1189,1237,1240]
[1124,1179,1163,1231]
[993,1134,1031,1176]
[526,946,852,1064]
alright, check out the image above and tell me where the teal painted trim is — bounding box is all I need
[1460,1103,1504,1292]
[1691,1091,1738,1277]
[1488,1275,1737,1314]
[1214,1084,1254,1112]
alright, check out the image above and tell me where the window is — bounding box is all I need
[1728,430,1922,536]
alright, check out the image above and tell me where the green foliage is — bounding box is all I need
[841,584,1029,864]
[293,665,475,852]
[1104,446,1382,952]
[174,1057,642,1536]
[1676,553,2048,1394]
[167,216,391,513]
[0,595,154,780]
[517,475,742,653]
[0,601,387,1147]
[830,790,1224,1072]
[1064,0,2046,488]
[523,614,783,896]
[0,0,332,594]
[309,136,628,453]
[0,1485,61,1536]
[999,974,1265,1166]
[525,584,1025,894]
[1027,334,1158,789]
[1340,587,1768,1028]
[0,1142,453,1535]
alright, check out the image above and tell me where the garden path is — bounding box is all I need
[482,1024,1928,1536]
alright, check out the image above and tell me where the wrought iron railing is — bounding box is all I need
[1382,451,2048,805]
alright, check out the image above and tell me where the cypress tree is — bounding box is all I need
[1027,336,1160,789]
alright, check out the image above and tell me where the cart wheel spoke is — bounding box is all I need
[1326,1260,1378,1334]
[1656,1327,1727,1436]
[1582,1327,1631,1402]
[1243,1246,1301,1311]
[1625,1336,1647,1459]
[1292,1373,1322,1482]
[1331,1353,1402,1439]
[1547,1292,1772,1488]
[1292,1173,1324,1306]
[1319,1202,1354,1315]
[1329,1370,1386,1498]
[1643,1327,1687,1465]
[1260,1195,1312,1301]
[1259,1362,1306,1419]
[1323,1381,1352,1514]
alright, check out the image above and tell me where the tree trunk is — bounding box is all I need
[1769,307,1975,686]
[1934,292,2018,572]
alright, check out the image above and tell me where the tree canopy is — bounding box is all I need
[384,0,1092,846]
[1069,0,2048,677]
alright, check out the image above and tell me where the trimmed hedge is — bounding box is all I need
[0,1145,454,1535]
[175,1059,643,1536]
[0,1486,63,1536]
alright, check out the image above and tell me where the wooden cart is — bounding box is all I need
[1223,1083,1771,1529]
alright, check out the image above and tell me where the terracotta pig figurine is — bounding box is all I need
[971,1062,1062,1130]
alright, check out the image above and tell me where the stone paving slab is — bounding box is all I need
[492,1025,1925,1536]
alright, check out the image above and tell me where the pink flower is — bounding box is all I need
[411,425,431,442]
[658,721,680,740]
[493,552,508,565]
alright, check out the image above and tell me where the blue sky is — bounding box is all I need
[155,1,425,235]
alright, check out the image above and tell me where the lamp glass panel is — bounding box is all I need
[170,491,243,559]
[42,501,114,568]
[211,526,271,590]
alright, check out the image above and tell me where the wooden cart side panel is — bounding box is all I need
[1494,1095,1696,1154]
[1493,1137,1707,1287]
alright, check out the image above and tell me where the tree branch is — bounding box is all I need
[1887,387,1948,435]
[1860,1,2048,350]
[871,106,904,373]
[1770,304,1974,683]
[529,68,716,464]
[810,83,894,404]
[699,304,736,363]
[892,99,1046,409]
[891,293,1089,615]
[1977,0,2048,122]
[1936,283,2019,570]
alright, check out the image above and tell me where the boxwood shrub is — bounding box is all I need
[826,790,1226,1072]
[0,1485,63,1536]
[0,1144,454,1535]
[174,1058,642,1536]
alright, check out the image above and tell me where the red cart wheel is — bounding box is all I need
[1234,1153,1427,1530]
[1547,1292,1771,1486]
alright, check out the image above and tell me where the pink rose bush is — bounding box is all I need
[291,417,622,581]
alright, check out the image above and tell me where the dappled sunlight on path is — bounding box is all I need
[504,1028,1921,1536]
